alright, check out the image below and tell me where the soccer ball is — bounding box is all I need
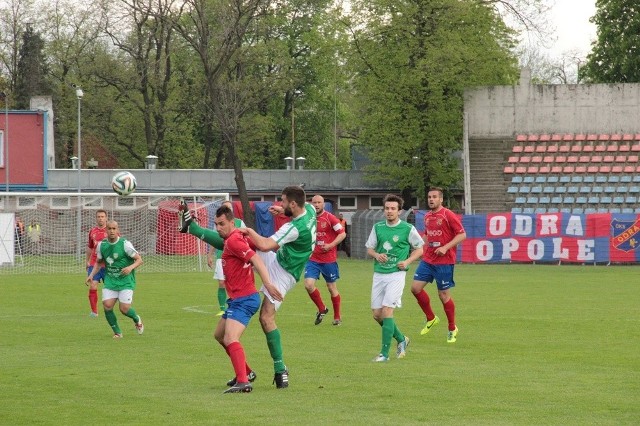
[111,171,137,196]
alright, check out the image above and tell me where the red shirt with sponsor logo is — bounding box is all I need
[422,207,465,265]
[87,226,108,266]
[310,210,345,263]
[222,229,259,299]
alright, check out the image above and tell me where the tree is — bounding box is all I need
[580,0,640,83]
[14,24,50,109]
[346,0,519,203]
[0,0,36,94]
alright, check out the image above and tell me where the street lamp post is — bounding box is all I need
[75,86,83,262]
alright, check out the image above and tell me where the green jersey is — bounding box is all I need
[215,218,245,257]
[365,219,424,274]
[97,237,139,291]
[272,203,316,281]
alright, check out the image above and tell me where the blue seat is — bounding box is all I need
[579,186,591,193]
[548,207,559,213]
[576,197,587,204]
[555,186,567,194]
[625,196,637,204]
[622,208,634,214]
[604,186,616,193]
[543,186,555,194]
[539,196,550,204]
[512,176,523,184]
[600,196,612,204]
[588,196,599,204]
[597,207,609,213]
[572,207,584,214]
[526,196,539,204]
[559,176,571,184]
[571,176,583,183]
[608,176,620,183]
[523,207,535,214]
[633,176,640,183]
[547,176,559,184]
[519,186,530,194]
[567,186,579,194]
[621,175,632,183]
[583,176,595,183]
[564,196,575,204]
[523,176,535,184]
[592,186,603,193]
[560,207,571,213]
[629,186,640,193]
[613,196,625,204]
[610,208,621,213]
[585,208,597,214]
[551,196,562,204]
[635,207,640,213]
[534,207,547,213]
[535,176,546,183]
[511,207,523,213]
[507,186,518,194]
[616,186,628,193]
[515,197,526,204]
[595,175,608,183]
[531,186,542,194]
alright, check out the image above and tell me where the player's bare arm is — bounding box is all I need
[397,247,423,270]
[250,254,283,302]
[238,227,280,252]
[367,247,387,263]
[436,232,467,256]
[121,254,143,276]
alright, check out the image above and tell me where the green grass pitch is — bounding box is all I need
[1,260,639,425]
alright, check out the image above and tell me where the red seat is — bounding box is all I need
[611,165,623,173]
[597,134,609,141]
[603,155,615,163]
[524,145,535,153]
[619,144,630,152]
[543,156,554,163]
[595,144,606,152]
[527,166,539,173]
[563,166,575,173]
[547,145,558,153]
[504,165,515,173]
[531,156,542,163]
[508,156,518,163]
[574,166,587,173]
[582,145,594,152]
[632,143,640,152]
[559,144,570,153]
[570,144,582,152]
[628,155,638,162]
[516,134,527,142]
[539,166,551,173]
[636,165,640,172]
[578,155,590,163]
[551,134,563,142]
[567,156,578,163]
[555,156,566,163]
[587,166,599,173]
[591,155,603,163]
[623,165,635,173]
[527,134,539,142]
[551,166,562,173]
[615,155,626,162]
[512,145,524,153]
[606,144,618,152]
[563,134,575,141]
[599,165,611,173]
[515,166,526,174]
[520,156,531,163]
[535,145,546,153]
[622,134,634,141]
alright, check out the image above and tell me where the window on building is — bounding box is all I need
[369,196,384,209]
[338,196,356,209]
[0,131,4,167]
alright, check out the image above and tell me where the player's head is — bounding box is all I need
[106,220,119,242]
[383,194,403,223]
[427,187,444,211]
[311,195,325,214]
[96,209,107,227]
[281,185,306,217]
[214,205,235,238]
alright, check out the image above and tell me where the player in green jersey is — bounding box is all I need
[238,185,316,389]
[86,220,144,339]
[365,194,424,362]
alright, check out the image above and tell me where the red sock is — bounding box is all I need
[88,289,98,314]
[226,341,248,383]
[220,341,252,375]
[308,288,326,312]
[443,298,456,331]
[331,294,341,320]
[413,290,435,321]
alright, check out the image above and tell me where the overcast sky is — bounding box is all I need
[544,0,597,57]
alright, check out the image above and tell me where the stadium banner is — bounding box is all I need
[415,211,640,264]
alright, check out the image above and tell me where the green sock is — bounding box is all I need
[381,318,395,358]
[124,307,139,323]
[265,329,286,373]
[217,288,227,311]
[188,221,224,250]
[393,323,405,344]
[105,310,121,334]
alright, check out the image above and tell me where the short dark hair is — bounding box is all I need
[282,185,306,206]
[428,187,444,197]
[216,205,234,221]
[383,194,404,208]
[96,209,107,216]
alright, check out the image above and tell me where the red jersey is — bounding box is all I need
[422,207,465,265]
[310,210,345,263]
[87,226,108,266]
[222,229,259,299]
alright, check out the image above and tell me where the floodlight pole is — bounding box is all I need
[75,87,83,262]
[1,92,8,192]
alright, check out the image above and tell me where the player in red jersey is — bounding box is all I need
[212,205,283,394]
[411,187,466,343]
[86,209,108,317]
[303,195,346,325]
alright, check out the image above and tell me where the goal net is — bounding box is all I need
[0,192,229,275]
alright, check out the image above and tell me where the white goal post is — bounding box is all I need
[0,192,229,275]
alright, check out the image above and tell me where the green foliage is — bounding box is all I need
[580,0,640,83]
[15,26,51,109]
[2,263,639,424]
[347,0,519,200]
